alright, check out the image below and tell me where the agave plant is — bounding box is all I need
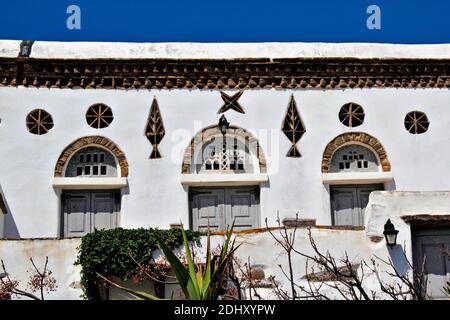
[99,224,239,300]
[157,224,239,300]
[444,280,450,299]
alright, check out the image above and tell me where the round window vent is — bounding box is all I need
[404,111,429,134]
[26,109,54,135]
[339,103,365,128]
[86,103,114,129]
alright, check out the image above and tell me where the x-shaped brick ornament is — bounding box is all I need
[217,91,245,114]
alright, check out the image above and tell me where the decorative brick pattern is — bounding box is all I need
[281,95,306,157]
[54,136,129,177]
[181,125,267,174]
[218,91,245,113]
[321,132,391,173]
[0,57,449,90]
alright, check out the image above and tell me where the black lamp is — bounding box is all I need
[218,115,230,135]
[383,219,398,249]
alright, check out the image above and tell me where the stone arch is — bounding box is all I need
[54,136,129,177]
[322,132,391,173]
[181,125,267,174]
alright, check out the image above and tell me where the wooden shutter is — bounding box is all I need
[91,191,118,231]
[62,190,119,237]
[190,189,224,232]
[63,192,90,237]
[225,188,259,231]
[331,184,383,226]
[357,185,383,218]
[331,187,359,226]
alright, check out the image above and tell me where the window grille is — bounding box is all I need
[199,136,251,173]
[330,145,379,173]
[65,147,117,177]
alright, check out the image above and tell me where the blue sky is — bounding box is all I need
[0,0,448,43]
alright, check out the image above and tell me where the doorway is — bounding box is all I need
[412,227,450,299]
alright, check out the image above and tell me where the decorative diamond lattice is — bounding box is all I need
[202,137,247,172]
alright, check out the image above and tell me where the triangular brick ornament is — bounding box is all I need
[145,97,165,159]
[282,95,306,157]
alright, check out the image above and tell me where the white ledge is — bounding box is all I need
[2,41,450,59]
[52,177,128,190]
[322,172,393,185]
[181,173,269,186]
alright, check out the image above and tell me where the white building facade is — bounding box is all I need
[0,41,449,299]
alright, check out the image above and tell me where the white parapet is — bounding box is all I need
[1,40,450,59]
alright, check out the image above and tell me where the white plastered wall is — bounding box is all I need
[0,87,449,237]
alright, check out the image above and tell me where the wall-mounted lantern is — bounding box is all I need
[383,219,398,249]
[218,115,230,135]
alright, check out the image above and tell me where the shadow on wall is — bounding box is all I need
[0,184,20,239]
[384,180,397,192]
[387,244,410,276]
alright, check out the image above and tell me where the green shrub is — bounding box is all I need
[101,224,239,300]
[75,227,202,299]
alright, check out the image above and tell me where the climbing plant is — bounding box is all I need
[75,228,202,299]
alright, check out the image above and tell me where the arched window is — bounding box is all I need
[182,125,266,175]
[54,137,128,238]
[65,147,117,177]
[322,134,392,227]
[181,125,268,232]
[329,145,380,173]
[196,135,254,173]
